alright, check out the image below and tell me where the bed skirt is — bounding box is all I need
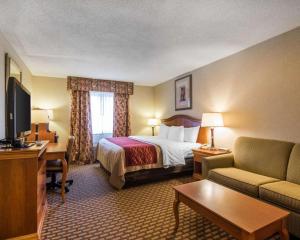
[99,157,193,188]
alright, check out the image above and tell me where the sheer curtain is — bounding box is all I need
[90,92,114,143]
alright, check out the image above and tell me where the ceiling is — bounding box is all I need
[0,0,299,86]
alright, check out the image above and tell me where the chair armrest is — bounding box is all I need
[202,153,234,179]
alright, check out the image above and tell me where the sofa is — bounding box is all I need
[202,136,300,238]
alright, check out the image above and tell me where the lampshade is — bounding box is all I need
[147,118,161,126]
[201,113,224,127]
[31,109,50,123]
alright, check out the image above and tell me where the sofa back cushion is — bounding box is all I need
[234,137,294,180]
[287,144,300,184]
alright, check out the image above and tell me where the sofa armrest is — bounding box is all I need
[202,153,234,179]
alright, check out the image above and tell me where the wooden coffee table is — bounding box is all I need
[173,180,289,240]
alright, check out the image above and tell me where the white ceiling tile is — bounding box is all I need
[0,0,299,85]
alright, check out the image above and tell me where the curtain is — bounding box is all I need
[67,76,133,159]
[70,90,94,164]
[113,93,131,137]
[67,76,134,95]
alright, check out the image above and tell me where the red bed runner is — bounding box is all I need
[106,137,157,167]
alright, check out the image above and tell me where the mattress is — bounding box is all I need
[97,136,201,189]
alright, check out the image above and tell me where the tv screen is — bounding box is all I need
[6,77,31,140]
[15,83,31,135]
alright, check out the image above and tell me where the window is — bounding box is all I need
[90,92,114,138]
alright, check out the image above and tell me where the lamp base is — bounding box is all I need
[210,127,215,148]
[207,146,218,151]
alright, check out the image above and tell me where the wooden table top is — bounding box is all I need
[0,140,49,152]
[173,180,289,234]
[0,141,49,160]
[192,148,231,155]
[46,143,67,153]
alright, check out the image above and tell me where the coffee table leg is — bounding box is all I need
[241,231,255,240]
[279,219,289,240]
[173,191,180,230]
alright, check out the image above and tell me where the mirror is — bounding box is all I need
[10,59,22,81]
[5,53,22,91]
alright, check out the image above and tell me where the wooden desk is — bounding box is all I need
[45,143,68,202]
[173,180,289,240]
[45,143,67,160]
[0,141,68,239]
[0,141,49,240]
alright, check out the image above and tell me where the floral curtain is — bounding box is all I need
[113,93,131,137]
[68,76,133,160]
[70,90,94,164]
[67,76,134,95]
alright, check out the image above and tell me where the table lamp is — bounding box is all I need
[31,109,50,123]
[147,118,161,136]
[201,113,224,149]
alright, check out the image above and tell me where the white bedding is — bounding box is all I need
[129,136,201,167]
[97,135,201,189]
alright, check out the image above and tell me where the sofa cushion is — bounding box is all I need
[287,144,300,185]
[234,137,294,180]
[260,181,300,214]
[208,167,279,197]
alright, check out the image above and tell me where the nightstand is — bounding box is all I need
[192,148,231,180]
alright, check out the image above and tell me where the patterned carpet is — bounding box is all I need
[42,164,280,240]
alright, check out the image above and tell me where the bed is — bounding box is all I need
[96,115,208,189]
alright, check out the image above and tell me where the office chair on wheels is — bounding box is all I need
[46,136,75,193]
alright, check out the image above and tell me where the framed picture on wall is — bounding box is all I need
[175,74,192,111]
[5,53,22,92]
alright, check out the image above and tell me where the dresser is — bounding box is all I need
[0,141,48,239]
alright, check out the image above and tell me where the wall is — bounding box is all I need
[154,27,300,148]
[0,31,32,139]
[31,77,155,143]
[130,85,155,136]
[31,76,71,144]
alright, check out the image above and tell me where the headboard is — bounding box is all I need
[161,115,208,144]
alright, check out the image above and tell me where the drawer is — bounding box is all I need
[37,170,46,190]
[38,158,46,174]
[37,188,46,210]
[37,191,47,227]
[193,154,204,162]
[37,159,46,206]
[37,180,46,204]
[38,166,46,182]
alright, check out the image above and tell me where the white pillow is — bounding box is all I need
[168,126,184,142]
[184,126,200,143]
[158,124,169,139]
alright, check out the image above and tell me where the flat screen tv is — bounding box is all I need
[6,77,31,146]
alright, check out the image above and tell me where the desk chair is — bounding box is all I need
[46,136,75,194]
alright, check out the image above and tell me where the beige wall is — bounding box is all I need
[0,32,32,139]
[130,85,155,136]
[31,76,71,144]
[154,27,300,148]
[31,78,154,142]
[10,27,299,147]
